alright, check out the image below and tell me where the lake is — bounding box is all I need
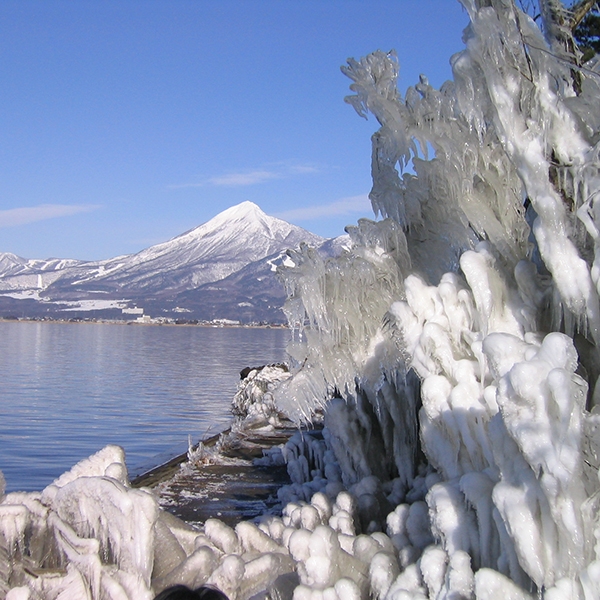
[0,321,289,493]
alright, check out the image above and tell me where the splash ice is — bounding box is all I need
[273,0,600,597]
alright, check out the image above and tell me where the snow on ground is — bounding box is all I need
[0,293,129,312]
[58,299,130,312]
[0,290,43,301]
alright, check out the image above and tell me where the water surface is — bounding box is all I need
[0,322,288,492]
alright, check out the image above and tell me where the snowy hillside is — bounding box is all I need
[0,201,325,322]
[0,253,83,278]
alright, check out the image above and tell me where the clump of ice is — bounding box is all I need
[0,447,158,598]
[0,446,299,600]
[231,364,292,429]
[185,363,293,469]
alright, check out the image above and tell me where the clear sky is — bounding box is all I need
[0,0,469,261]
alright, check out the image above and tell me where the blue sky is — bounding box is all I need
[0,1,469,260]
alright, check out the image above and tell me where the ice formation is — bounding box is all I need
[231,365,292,429]
[274,0,600,596]
[4,0,600,598]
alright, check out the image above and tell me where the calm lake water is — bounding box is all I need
[0,322,289,493]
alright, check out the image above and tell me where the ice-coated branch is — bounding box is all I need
[275,0,600,597]
[569,0,599,30]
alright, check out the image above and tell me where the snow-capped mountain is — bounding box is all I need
[0,253,83,278]
[0,202,328,323]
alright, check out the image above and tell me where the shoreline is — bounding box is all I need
[0,326,290,496]
[132,423,311,527]
[0,317,289,329]
[131,430,226,489]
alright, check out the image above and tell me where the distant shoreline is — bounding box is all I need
[0,317,289,329]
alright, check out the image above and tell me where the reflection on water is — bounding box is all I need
[0,322,288,492]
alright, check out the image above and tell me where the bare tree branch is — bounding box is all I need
[569,0,598,30]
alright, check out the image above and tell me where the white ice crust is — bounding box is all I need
[4,1,600,598]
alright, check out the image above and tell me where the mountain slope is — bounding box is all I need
[0,202,328,322]
[0,253,83,278]
[167,250,291,323]
[43,201,324,298]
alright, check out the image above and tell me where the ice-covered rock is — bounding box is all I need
[232,364,292,429]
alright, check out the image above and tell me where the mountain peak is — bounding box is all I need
[221,200,263,218]
[204,201,267,230]
[0,202,327,322]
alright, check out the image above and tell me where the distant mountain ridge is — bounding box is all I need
[0,202,336,324]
